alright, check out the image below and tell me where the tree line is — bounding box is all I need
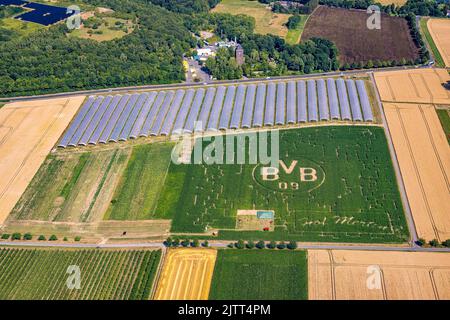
[318,0,449,17]
[148,0,221,14]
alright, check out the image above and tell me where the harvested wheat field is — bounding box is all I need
[0,97,85,225]
[374,68,450,104]
[428,19,450,67]
[154,249,217,300]
[377,0,407,5]
[384,103,450,241]
[309,250,450,300]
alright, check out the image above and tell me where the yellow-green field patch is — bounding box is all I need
[9,148,131,223]
[0,18,44,37]
[212,0,291,37]
[285,15,309,45]
[68,17,134,42]
[105,142,174,221]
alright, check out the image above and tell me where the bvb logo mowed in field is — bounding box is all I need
[253,159,325,193]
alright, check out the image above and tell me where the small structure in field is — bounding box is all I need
[236,210,275,231]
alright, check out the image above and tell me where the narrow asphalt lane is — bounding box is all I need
[1,240,450,252]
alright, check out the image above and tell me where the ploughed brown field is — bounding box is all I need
[302,6,419,65]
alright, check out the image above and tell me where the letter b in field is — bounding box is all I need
[299,168,317,182]
[261,167,279,181]
[66,265,81,290]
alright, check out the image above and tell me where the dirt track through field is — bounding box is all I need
[309,250,450,300]
[428,19,450,67]
[154,249,217,300]
[0,97,85,224]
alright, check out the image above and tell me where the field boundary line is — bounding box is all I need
[407,73,422,99]
[428,268,440,300]
[150,247,166,300]
[327,250,337,300]
[384,76,398,102]
[300,5,320,42]
[419,74,435,104]
[379,267,387,300]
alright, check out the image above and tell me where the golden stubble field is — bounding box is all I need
[308,250,450,300]
[0,96,85,225]
[374,68,450,104]
[154,248,217,300]
[377,0,407,5]
[427,19,450,67]
[375,68,450,241]
[384,103,450,241]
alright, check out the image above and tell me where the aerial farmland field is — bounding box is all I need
[0,97,84,224]
[375,68,450,242]
[427,18,450,67]
[156,126,409,243]
[9,148,131,222]
[9,142,174,223]
[308,250,450,300]
[302,6,419,65]
[105,143,174,220]
[376,0,407,5]
[374,68,450,105]
[209,250,308,300]
[154,248,217,300]
[383,103,450,241]
[211,0,291,38]
[0,248,161,300]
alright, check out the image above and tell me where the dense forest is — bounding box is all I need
[0,0,197,97]
[0,0,338,96]
[148,0,220,14]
